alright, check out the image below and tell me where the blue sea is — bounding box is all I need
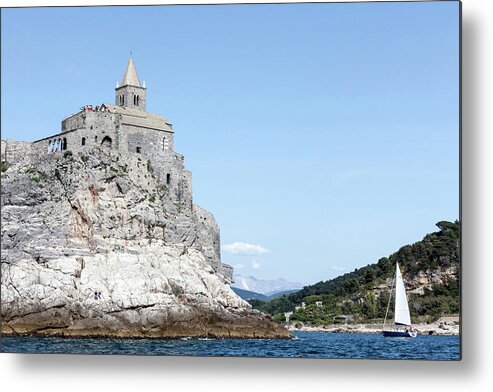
[0,332,460,360]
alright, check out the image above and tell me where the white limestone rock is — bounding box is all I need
[1,150,290,339]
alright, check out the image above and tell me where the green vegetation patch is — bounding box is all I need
[251,221,460,325]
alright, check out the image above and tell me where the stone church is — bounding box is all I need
[3,58,192,210]
[1,57,233,283]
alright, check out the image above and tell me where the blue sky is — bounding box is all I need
[1,2,460,285]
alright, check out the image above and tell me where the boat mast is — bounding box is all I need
[382,267,396,330]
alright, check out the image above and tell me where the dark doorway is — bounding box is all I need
[101,136,112,149]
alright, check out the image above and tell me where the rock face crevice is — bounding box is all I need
[1,148,291,339]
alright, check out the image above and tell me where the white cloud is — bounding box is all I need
[251,259,261,270]
[222,242,270,255]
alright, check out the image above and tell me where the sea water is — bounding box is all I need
[0,332,460,360]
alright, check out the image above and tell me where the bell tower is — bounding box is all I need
[115,57,146,112]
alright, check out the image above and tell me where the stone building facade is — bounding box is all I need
[3,58,191,210]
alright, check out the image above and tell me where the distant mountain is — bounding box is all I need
[232,275,303,296]
[232,287,268,301]
[232,287,300,302]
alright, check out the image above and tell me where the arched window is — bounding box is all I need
[82,137,86,146]
[136,95,139,106]
[166,174,171,185]
[101,136,112,149]
[95,135,98,142]
[48,141,52,153]
[62,138,67,150]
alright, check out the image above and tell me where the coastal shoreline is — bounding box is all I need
[1,318,293,340]
[286,320,459,336]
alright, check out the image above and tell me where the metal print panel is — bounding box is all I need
[0,0,461,360]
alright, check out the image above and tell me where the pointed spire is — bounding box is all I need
[120,57,142,87]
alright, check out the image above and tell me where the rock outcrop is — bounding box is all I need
[0,147,291,339]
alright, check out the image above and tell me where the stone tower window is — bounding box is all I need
[63,138,67,150]
[166,173,171,185]
[95,135,98,142]
[136,147,142,154]
[82,137,86,146]
[133,94,140,106]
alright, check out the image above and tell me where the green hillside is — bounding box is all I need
[250,221,460,325]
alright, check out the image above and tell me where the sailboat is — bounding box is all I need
[382,262,417,338]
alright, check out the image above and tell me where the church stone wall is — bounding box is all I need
[120,124,174,161]
[151,157,193,212]
[78,110,119,151]
[61,112,86,132]
[1,140,33,166]
[116,123,192,208]
[31,110,119,162]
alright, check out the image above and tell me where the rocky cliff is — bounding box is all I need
[0,146,291,339]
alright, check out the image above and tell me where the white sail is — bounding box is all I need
[394,263,412,326]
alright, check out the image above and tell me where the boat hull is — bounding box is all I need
[383,330,417,338]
